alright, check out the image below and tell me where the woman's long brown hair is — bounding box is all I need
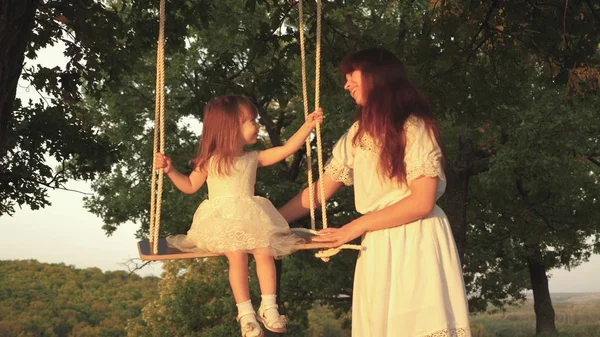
[339,47,442,183]
[192,95,257,175]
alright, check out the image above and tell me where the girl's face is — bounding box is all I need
[239,111,259,146]
[344,70,364,105]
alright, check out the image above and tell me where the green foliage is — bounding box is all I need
[465,86,600,312]
[305,303,351,337]
[0,260,159,337]
[127,257,339,336]
[1,0,132,215]
[127,259,238,337]
[414,0,600,314]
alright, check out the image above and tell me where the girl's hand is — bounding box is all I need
[154,153,173,173]
[304,108,324,130]
[311,221,365,248]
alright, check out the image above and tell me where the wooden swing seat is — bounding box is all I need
[137,231,337,261]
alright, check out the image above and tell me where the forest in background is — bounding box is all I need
[2,260,600,337]
[0,260,158,337]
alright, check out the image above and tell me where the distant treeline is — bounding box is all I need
[0,260,159,337]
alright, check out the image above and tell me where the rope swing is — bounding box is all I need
[139,0,362,262]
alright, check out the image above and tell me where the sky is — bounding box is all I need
[0,181,162,277]
[1,41,599,291]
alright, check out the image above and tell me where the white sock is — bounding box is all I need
[261,294,284,327]
[236,300,258,327]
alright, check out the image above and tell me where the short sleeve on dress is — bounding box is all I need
[323,123,357,186]
[404,117,444,185]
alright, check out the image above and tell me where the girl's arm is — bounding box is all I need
[278,174,344,223]
[312,176,438,246]
[257,110,323,167]
[155,153,207,194]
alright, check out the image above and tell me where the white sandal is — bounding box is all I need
[257,303,288,333]
[236,313,263,337]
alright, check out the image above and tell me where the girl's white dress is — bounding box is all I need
[324,117,471,337]
[166,151,303,258]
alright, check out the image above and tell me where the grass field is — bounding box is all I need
[470,293,600,337]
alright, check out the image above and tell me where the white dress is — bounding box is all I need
[166,151,303,259]
[324,117,471,337]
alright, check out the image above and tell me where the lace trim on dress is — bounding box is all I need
[324,159,353,186]
[406,159,443,185]
[349,122,381,153]
[351,117,425,154]
[357,134,379,153]
[421,327,471,337]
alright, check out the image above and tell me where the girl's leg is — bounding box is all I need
[254,250,287,332]
[253,250,276,294]
[225,251,250,303]
[225,251,262,337]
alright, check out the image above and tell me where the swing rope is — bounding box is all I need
[297,0,329,231]
[149,0,166,255]
[296,0,327,231]
[297,0,316,232]
[293,0,362,261]
[313,0,328,230]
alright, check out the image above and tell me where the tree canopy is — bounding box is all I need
[0,260,159,337]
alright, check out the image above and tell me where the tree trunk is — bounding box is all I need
[0,0,39,159]
[527,255,558,335]
[445,165,468,263]
[445,136,479,264]
[445,135,491,264]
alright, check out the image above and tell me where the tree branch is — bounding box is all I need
[288,150,304,181]
[225,52,256,82]
[464,0,499,64]
[122,258,154,275]
[254,99,282,147]
[561,0,569,50]
[25,176,93,195]
[515,178,561,234]
[587,155,600,168]
[469,157,491,175]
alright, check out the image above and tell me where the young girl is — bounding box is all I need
[155,95,323,337]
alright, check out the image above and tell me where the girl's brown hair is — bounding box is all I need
[339,47,442,183]
[193,95,258,175]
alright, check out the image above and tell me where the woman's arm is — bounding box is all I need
[155,153,207,194]
[257,110,323,167]
[278,174,344,223]
[357,176,437,231]
[313,176,438,246]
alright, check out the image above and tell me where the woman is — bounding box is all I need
[279,48,471,337]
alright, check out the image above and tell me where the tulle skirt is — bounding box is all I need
[166,195,304,259]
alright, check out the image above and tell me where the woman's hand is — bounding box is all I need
[312,221,365,248]
[154,152,173,173]
[304,108,324,130]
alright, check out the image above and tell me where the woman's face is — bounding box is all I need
[344,70,364,106]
